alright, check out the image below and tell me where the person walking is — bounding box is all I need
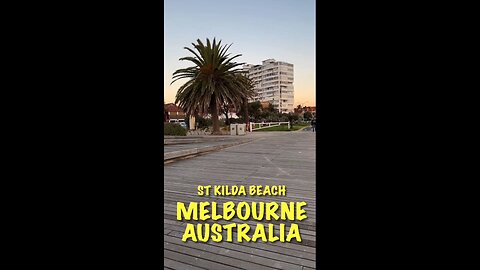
[311,118,316,132]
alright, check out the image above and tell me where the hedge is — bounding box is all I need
[164,123,187,136]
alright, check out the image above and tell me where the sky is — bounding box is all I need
[164,0,315,107]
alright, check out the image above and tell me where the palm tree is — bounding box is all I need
[171,38,252,135]
[233,74,255,127]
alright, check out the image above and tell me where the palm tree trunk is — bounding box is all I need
[224,105,230,126]
[244,98,249,131]
[211,104,221,135]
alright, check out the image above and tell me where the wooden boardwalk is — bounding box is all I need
[164,132,316,270]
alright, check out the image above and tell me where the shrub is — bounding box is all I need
[304,111,313,121]
[229,118,245,124]
[164,123,187,136]
[196,116,212,129]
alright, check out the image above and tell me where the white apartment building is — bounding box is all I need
[243,59,294,113]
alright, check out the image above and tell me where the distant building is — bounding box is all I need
[164,103,186,122]
[305,106,316,117]
[295,105,316,117]
[243,59,294,113]
[219,107,240,119]
[304,106,316,113]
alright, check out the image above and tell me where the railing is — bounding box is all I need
[249,122,290,131]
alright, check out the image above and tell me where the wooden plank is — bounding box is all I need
[165,220,316,254]
[164,132,316,270]
[165,236,301,270]
[164,257,206,270]
[167,231,316,268]
[164,249,240,270]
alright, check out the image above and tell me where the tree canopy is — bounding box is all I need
[172,38,254,134]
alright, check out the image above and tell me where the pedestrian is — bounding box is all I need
[311,118,316,132]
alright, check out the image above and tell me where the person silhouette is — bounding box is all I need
[310,118,316,132]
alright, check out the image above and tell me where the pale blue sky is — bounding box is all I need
[164,0,316,106]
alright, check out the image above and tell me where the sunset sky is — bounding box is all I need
[164,0,315,107]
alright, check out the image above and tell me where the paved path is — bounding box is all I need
[301,127,316,132]
[164,137,248,154]
[164,132,316,270]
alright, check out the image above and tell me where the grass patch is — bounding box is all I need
[291,125,308,130]
[255,124,308,132]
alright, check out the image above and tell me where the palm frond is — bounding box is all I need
[171,38,256,132]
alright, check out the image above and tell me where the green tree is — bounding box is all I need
[172,38,251,135]
[239,76,255,127]
[222,104,231,125]
[294,104,303,114]
[266,103,276,113]
[287,113,299,127]
[239,101,263,122]
[223,75,255,125]
[304,111,313,121]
